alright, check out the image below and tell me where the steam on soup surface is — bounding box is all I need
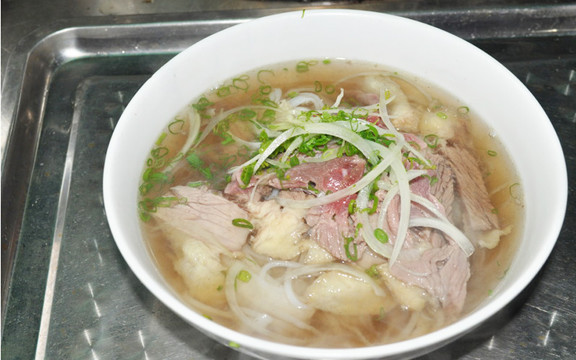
[138,59,523,347]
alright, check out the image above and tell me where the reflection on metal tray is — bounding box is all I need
[1,7,575,360]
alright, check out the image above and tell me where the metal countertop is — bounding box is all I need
[2,1,575,359]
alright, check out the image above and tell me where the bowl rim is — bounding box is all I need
[103,8,568,359]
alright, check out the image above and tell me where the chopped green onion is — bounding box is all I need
[259,85,272,95]
[423,134,439,149]
[232,218,253,229]
[239,108,257,121]
[216,86,231,97]
[168,119,185,134]
[344,237,358,261]
[236,270,252,283]
[256,69,274,84]
[384,89,391,100]
[355,223,363,237]
[348,199,357,214]
[186,153,203,168]
[457,106,470,114]
[289,155,300,167]
[199,167,213,180]
[296,60,317,73]
[220,132,235,145]
[232,75,250,92]
[366,193,379,215]
[192,97,214,112]
[374,228,389,244]
[155,132,167,146]
[509,182,522,203]
[436,112,448,119]
[307,182,320,194]
[240,164,254,187]
[487,150,498,157]
[151,147,169,160]
[365,264,380,279]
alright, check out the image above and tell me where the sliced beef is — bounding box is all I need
[390,243,470,312]
[287,156,366,261]
[276,156,367,261]
[382,147,470,312]
[427,152,456,219]
[154,186,251,252]
[439,144,499,232]
[269,155,366,192]
[224,156,367,261]
[306,195,367,261]
[224,172,273,204]
[384,184,469,312]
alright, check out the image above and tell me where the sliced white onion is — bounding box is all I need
[227,154,261,175]
[280,136,303,163]
[225,261,271,334]
[376,186,399,231]
[229,134,261,150]
[389,159,412,265]
[162,109,201,173]
[301,122,383,165]
[409,217,475,257]
[410,193,447,220]
[332,88,345,108]
[357,185,394,259]
[254,127,307,173]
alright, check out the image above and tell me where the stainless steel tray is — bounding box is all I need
[2,6,575,360]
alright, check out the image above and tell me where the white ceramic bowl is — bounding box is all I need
[103,9,567,360]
